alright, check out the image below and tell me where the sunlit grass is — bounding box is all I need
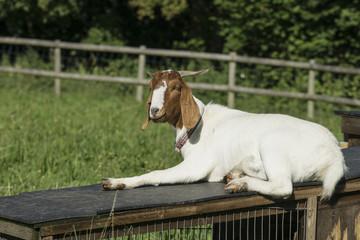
[0,76,181,196]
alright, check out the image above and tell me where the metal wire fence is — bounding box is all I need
[46,202,308,240]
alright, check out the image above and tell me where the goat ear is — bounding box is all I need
[180,82,200,129]
[148,72,155,77]
[141,91,152,130]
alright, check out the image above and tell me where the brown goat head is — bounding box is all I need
[142,69,208,130]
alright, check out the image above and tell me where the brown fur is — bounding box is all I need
[141,91,152,130]
[180,83,200,129]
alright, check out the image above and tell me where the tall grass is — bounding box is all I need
[0,73,355,196]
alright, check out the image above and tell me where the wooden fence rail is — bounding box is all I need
[1,37,360,118]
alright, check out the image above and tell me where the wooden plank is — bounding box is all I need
[0,66,149,85]
[227,52,236,108]
[342,117,360,135]
[307,59,315,119]
[231,85,360,106]
[318,191,360,210]
[136,45,146,102]
[0,219,37,240]
[54,40,61,97]
[0,36,56,48]
[38,179,360,237]
[1,65,360,107]
[316,192,360,239]
[349,138,360,148]
[2,37,360,75]
[306,196,317,240]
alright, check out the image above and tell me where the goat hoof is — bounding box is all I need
[224,184,241,193]
[101,179,126,190]
[224,182,248,193]
[223,173,233,184]
[223,171,246,184]
[101,179,112,190]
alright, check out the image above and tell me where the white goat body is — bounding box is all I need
[102,70,346,200]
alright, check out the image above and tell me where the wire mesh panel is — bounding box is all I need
[61,49,139,77]
[46,201,307,240]
[0,44,52,70]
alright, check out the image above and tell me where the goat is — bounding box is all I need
[102,69,346,200]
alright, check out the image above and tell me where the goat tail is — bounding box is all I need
[320,150,347,201]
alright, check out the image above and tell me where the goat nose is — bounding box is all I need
[151,107,159,116]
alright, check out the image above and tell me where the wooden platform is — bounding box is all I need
[1,147,360,239]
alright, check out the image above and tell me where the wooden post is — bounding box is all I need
[306,196,317,240]
[307,59,315,119]
[54,40,61,97]
[136,45,146,102]
[227,52,236,108]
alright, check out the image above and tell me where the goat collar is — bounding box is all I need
[174,115,202,152]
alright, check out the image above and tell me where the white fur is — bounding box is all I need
[149,80,167,119]
[107,97,346,200]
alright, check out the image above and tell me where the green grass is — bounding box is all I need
[0,76,182,196]
[0,74,355,196]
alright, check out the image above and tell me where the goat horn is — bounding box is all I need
[178,69,209,78]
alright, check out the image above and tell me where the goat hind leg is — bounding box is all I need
[224,147,293,198]
[224,175,293,199]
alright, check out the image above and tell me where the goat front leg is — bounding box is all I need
[102,161,210,190]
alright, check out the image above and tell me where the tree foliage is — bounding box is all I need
[0,0,360,66]
[128,0,188,20]
[212,0,360,65]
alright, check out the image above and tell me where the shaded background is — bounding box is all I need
[1,0,359,64]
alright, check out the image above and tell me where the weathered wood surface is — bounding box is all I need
[317,191,360,239]
[0,219,37,239]
[306,196,317,240]
[342,117,360,136]
[37,179,360,237]
[335,111,360,135]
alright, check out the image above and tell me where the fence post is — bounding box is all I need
[136,45,146,102]
[228,52,237,108]
[307,59,315,119]
[54,40,61,97]
[306,196,318,240]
